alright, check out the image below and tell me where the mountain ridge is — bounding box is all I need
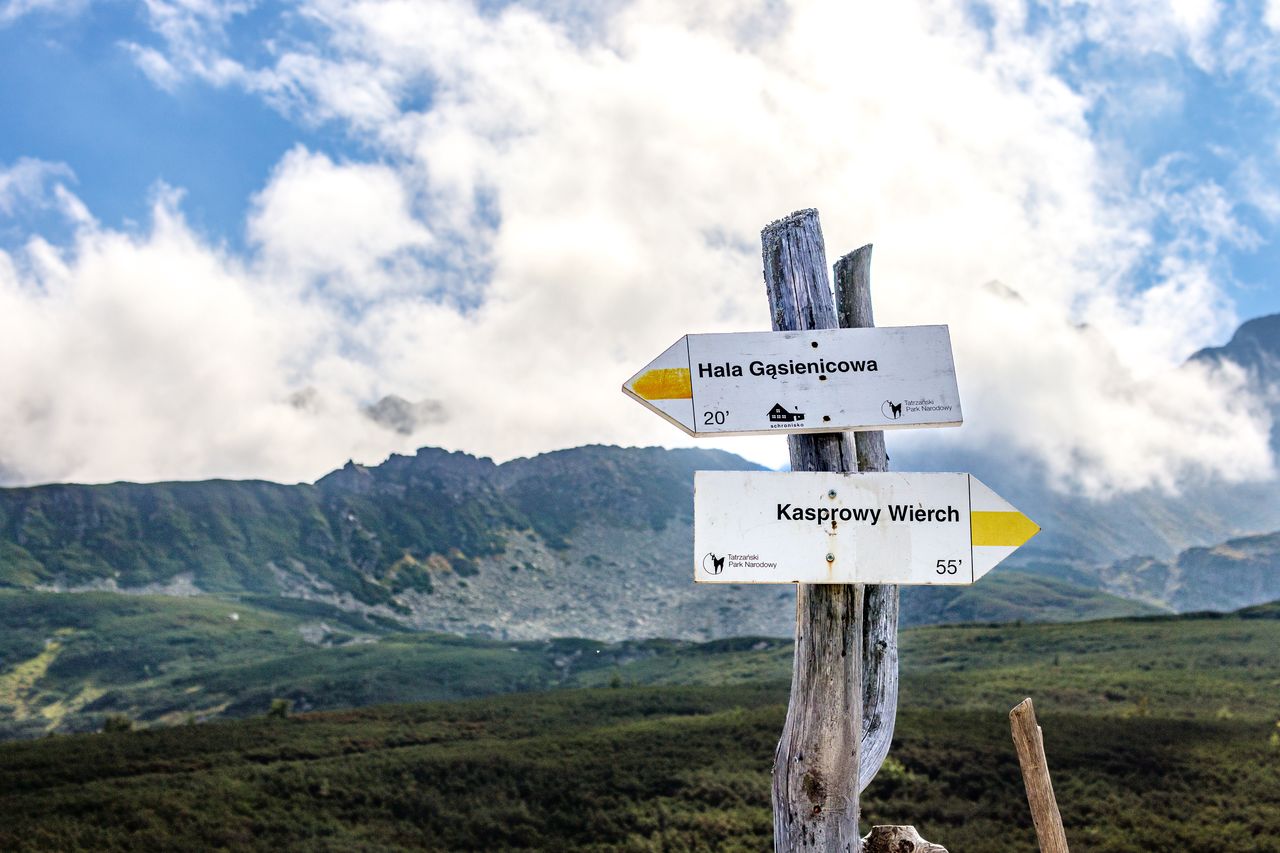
[2,313,1278,637]
[0,442,1160,639]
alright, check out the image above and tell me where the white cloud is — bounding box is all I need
[0,158,76,217]
[119,0,253,90]
[1268,0,1280,30]
[0,0,87,26]
[1233,153,1280,222]
[123,43,184,92]
[0,0,1274,496]
[0,189,432,485]
[1042,0,1221,66]
[247,147,435,300]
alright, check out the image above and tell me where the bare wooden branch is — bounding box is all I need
[764,210,862,852]
[857,584,898,793]
[1010,698,1070,853]
[862,825,948,853]
[834,245,899,794]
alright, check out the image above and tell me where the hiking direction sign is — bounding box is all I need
[622,325,961,437]
[694,471,1039,585]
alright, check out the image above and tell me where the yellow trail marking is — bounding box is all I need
[631,368,692,400]
[971,511,1040,547]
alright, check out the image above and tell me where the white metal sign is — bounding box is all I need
[694,471,1038,585]
[622,325,961,437]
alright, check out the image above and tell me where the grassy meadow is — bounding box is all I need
[0,593,1278,850]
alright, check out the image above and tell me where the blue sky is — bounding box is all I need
[4,1,1277,318]
[0,0,1277,492]
[0,2,327,249]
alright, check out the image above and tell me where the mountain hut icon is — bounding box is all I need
[768,403,805,423]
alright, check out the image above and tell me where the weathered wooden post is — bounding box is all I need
[765,209,882,850]
[624,206,1034,853]
[1010,697,1070,853]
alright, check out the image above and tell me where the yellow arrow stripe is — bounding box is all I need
[971,511,1040,547]
[631,368,692,400]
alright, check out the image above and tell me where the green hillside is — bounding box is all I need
[902,569,1163,625]
[0,589,1272,741]
[0,591,693,740]
[577,605,1280,721]
[0,446,747,599]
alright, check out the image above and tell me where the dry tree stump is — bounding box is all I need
[861,825,948,853]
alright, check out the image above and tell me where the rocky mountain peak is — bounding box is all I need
[1190,312,1280,379]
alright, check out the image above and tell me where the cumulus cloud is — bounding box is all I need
[0,187,437,485]
[248,147,436,299]
[0,0,1275,495]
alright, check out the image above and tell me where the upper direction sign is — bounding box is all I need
[622,326,962,437]
[694,471,1039,585]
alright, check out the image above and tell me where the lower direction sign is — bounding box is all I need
[694,471,1039,584]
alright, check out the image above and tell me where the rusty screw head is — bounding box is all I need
[827,489,837,498]
[826,553,835,563]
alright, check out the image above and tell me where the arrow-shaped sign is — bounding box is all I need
[623,326,962,436]
[694,471,1038,584]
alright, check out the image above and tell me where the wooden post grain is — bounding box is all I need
[834,246,900,793]
[765,210,862,851]
[1010,698,1070,853]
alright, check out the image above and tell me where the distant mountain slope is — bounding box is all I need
[1087,529,1280,612]
[1,313,1276,637]
[897,312,1280,576]
[1190,312,1280,380]
[896,440,1280,568]
[0,445,745,600]
[1190,312,1280,450]
[0,446,768,634]
[0,444,1160,640]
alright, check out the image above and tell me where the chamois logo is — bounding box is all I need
[882,400,903,420]
[702,552,726,575]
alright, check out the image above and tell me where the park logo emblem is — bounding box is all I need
[701,552,726,575]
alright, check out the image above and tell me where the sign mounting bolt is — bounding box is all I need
[827,489,837,498]
[826,553,835,563]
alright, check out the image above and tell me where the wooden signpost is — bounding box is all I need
[623,327,962,436]
[694,471,1038,585]
[622,208,1034,851]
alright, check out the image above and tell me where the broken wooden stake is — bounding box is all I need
[861,825,947,853]
[1010,697,1070,853]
